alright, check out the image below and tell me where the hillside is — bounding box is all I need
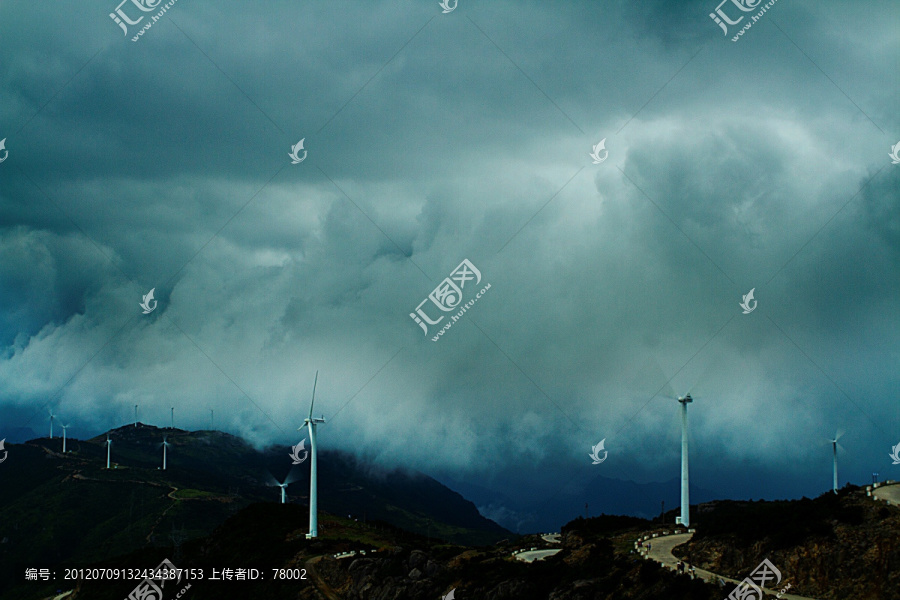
[66,506,720,600]
[670,485,900,600]
[0,424,508,599]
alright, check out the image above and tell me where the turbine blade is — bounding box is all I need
[309,370,318,420]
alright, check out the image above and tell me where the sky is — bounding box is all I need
[1,0,898,532]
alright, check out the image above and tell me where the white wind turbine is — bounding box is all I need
[105,433,112,469]
[49,408,55,439]
[677,394,693,528]
[61,423,70,453]
[647,358,713,530]
[266,467,299,504]
[302,371,326,538]
[161,436,171,470]
[829,430,844,494]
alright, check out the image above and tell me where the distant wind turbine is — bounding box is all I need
[266,467,299,504]
[61,423,70,453]
[161,436,170,470]
[105,434,112,469]
[209,409,214,431]
[49,409,55,439]
[171,407,175,429]
[134,404,138,427]
[302,371,326,538]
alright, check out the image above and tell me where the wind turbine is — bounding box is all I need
[209,409,214,431]
[266,467,299,504]
[105,434,112,469]
[161,436,170,470]
[61,423,70,453]
[301,371,326,538]
[829,431,844,494]
[677,394,693,528]
[49,409,55,439]
[170,407,175,429]
[134,404,138,427]
[645,358,711,529]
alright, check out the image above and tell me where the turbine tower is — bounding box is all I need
[105,434,112,469]
[134,404,138,427]
[277,482,288,504]
[209,409,214,431]
[162,436,170,470]
[302,371,326,538]
[170,407,175,429]
[677,394,693,528]
[829,432,843,494]
[61,423,70,453]
[49,409,55,439]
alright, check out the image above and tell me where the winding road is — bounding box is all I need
[644,533,817,600]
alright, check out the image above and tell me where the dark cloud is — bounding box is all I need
[0,0,898,530]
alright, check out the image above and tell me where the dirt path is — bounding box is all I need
[644,532,818,600]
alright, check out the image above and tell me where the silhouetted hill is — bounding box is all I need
[0,424,508,599]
